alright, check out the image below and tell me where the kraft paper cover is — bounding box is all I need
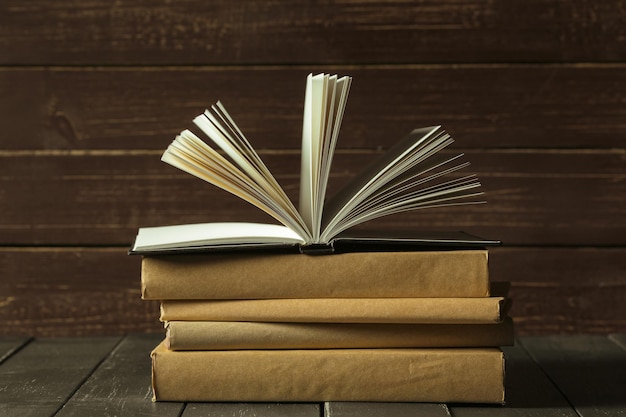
[160,283,509,323]
[142,250,490,300]
[164,318,514,350]
[150,342,505,403]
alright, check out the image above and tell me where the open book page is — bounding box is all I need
[298,73,321,237]
[132,222,305,252]
[318,75,352,237]
[299,73,352,242]
[162,104,310,242]
[149,73,490,251]
[320,126,484,241]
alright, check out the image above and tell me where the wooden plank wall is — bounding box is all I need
[0,1,624,336]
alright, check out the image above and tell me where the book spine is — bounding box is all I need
[151,342,505,403]
[142,250,490,299]
[165,319,514,350]
[159,296,508,323]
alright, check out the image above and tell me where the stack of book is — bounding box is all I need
[132,73,512,403]
[140,249,512,403]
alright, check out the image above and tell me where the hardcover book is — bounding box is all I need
[151,343,506,403]
[140,249,492,299]
[158,281,510,322]
[131,73,497,255]
[163,318,515,350]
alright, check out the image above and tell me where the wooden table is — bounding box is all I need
[1,334,624,416]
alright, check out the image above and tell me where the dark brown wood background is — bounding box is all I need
[1,1,624,336]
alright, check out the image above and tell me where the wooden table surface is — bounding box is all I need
[0,333,624,417]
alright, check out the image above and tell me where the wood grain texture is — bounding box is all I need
[450,343,579,417]
[0,337,120,416]
[1,66,626,150]
[325,402,451,417]
[0,150,623,246]
[610,334,626,351]
[1,1,624,337]
[182,403,321,417]
[0,247,624,337]
[55,333,183,417]
[1,1,625,65]
[2,335,623,414]
[520,336,626,417]
[0,248,161,336]
[490,247,626,334]
[0,337,30,364]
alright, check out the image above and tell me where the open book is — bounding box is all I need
[131,73,496,254]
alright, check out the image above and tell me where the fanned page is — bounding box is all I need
[299,73,352,241]
[141,72,490,253]
[161,102,311,242]
[320,126,485,241]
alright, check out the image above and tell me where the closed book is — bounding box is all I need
[164,318,514,350]
[142,249,490,300]
[159,282,509,323]
[151,342,505,403]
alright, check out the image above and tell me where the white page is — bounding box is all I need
[316,75,351,239]
[342,160,474,223]
[133,222,305,252]
[299,73,327,236]
[329,176,484,236]
[321,126,442,241]
[299,73,352,243]
[206,103,308,235]
[162,131,309,240]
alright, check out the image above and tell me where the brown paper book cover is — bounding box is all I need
[159,282,509,323]
[142,249,490,300]
[164,317,514,350]
[150,342,505,403]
